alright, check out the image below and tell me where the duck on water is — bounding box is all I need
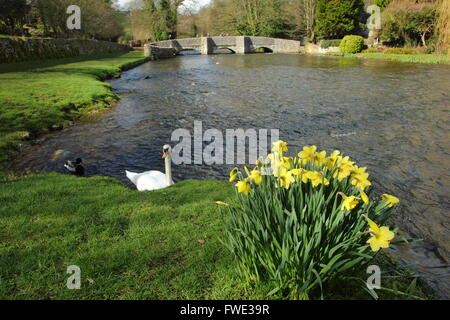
[64,158,85,177]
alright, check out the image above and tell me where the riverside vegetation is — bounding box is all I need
[324,34,450,65]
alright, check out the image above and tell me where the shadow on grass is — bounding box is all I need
[0,52,146,74]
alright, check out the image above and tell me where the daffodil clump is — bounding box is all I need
[221,141,400,299]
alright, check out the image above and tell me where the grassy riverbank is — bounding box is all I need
[0,172,434,299]
[324,51,450,65]
[355,53,450,65]
[0,51,150,163]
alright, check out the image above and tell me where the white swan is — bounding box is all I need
[125,145,174,191]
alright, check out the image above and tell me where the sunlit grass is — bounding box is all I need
[355,53,450,65]
[0,174,241,299]
[0,51,150,162]
[323,51,450,65]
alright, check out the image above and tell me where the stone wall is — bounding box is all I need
[144,45,176,59]
[305,43,320,54]
[0,38,132,63]
[305,43,339,54]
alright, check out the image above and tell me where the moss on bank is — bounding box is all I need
[0,173,434,299]
[0,51,150,163]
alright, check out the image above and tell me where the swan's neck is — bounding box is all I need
[165,155,173,185]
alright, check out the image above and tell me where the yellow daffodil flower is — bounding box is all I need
[380,194,400,208]
[351,165,368,177]
[278,168,295,189]
[333,163,352,181]
[306,171,330,187]
[229,168,238,182]
[352,178,372,190]
[272,140,288,154]
[363,215,395,252]
[267,153,277,164]
[283,157,292,170]
[267,152,280,167]
[312,150,327,166]
[327,150,341,169]
[290,168,309,183]
[350,166,371,190]
[236,181,251,194]
[215,201,230,206]
[249,169,263,185]
[339,193,360,211]
[268,153,289,177]
[350,166,369,181]
[358,188,369,204]
[298,145,317,164]
[340,156,355,167]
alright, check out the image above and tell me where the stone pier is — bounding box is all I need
[200,37,214,55]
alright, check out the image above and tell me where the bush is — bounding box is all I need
[222,142,402,299]
[383,48,415,54]
[362,47,381,53]
[320,39,342,48]
[340,35,365,54]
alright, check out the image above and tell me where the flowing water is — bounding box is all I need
[11,54,450,298]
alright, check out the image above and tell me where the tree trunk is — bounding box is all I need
[421,32,427,47]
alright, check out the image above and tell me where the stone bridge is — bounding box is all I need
[144,36,304,57]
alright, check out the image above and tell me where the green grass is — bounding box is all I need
[355,53,450,65]
[0,173,434,299]
[323,51,450,64]
[0,51,150,163]
[0,35,52,39]
[0,174,240,299]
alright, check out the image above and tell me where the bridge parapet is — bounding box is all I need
[145,36,303,58]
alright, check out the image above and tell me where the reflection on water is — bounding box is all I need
[11,54,450,298]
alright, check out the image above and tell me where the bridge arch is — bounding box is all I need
[214,47,236,54]
[179,48,201,55]
[252,47,273,53]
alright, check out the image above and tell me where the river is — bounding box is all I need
[11,53,450,298]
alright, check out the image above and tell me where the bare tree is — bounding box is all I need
[31,0,123,40]
[303,0,317,42]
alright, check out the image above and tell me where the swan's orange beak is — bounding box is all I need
[162,151,168,159]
